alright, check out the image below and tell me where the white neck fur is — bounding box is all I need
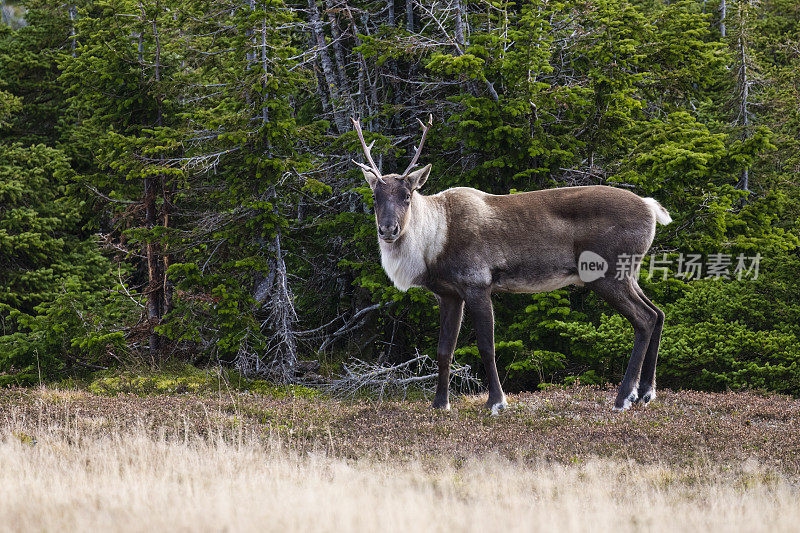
[378,192,447,291]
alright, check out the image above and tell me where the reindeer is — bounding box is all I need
[351,116,671,412]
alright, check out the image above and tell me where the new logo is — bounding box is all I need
[578,251,608,282]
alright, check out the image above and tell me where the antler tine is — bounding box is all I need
[351,159,377,174]
[350,117,383,181]
[402,114,433,177]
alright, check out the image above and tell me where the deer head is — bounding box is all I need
[351,115,433,243]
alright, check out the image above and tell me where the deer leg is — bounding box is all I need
[632,284,665,405]
[433,294,464,410]
[464,288,506,413]
[590,278,658,411]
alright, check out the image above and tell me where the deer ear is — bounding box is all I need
[405,164,431,191]
[361,168,381,189]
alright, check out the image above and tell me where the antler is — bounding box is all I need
[350,117,384,182]
[401,114,433,177]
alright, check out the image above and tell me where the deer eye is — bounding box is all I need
[404,192,411,203]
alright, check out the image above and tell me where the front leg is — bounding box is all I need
[433,294,464,410]
[464,288,506,412]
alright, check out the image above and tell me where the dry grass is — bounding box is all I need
[1,385,800,532]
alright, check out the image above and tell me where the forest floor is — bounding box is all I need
[1,385,799,531]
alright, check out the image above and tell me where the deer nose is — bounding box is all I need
[378,224,400,240]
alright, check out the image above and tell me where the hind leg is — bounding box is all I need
[632,284,664,405]
[589,277,659,411]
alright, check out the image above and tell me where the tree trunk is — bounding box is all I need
[0,0,8,26]
[136,30,160,361]
[345,8,368,119]
[309,0,349,133]
[736,0,751,192]
[387,0,394,26]
[145,7,168,358]
[68,5,77,57]
[144,176,162,361]
[261,16,270,142]
[326,0,352,102]
[454,0,466,48]
[162,187,173,315]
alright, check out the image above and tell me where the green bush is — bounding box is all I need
[0,277,136,385]
[0,142,128,383]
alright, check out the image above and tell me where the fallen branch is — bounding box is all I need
[323,350,481,402]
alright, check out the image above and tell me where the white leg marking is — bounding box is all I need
[640,388,656,405]
[490,397,508,416]
[612,390,638,412]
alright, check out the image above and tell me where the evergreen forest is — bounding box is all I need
[1,0,799,395]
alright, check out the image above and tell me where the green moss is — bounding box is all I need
[89,373,209,396]
[86,363,322,398]
[13,432,37,446]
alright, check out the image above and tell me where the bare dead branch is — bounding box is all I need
[323,350,481,401]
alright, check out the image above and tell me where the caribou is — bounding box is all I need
[351,116,671,412]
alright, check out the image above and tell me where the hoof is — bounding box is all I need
[486,397,508,416]
[612,390,638,412]
[637,387,656,406]
[432,398,451,410]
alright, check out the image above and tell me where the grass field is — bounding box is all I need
[1,385,799,532]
